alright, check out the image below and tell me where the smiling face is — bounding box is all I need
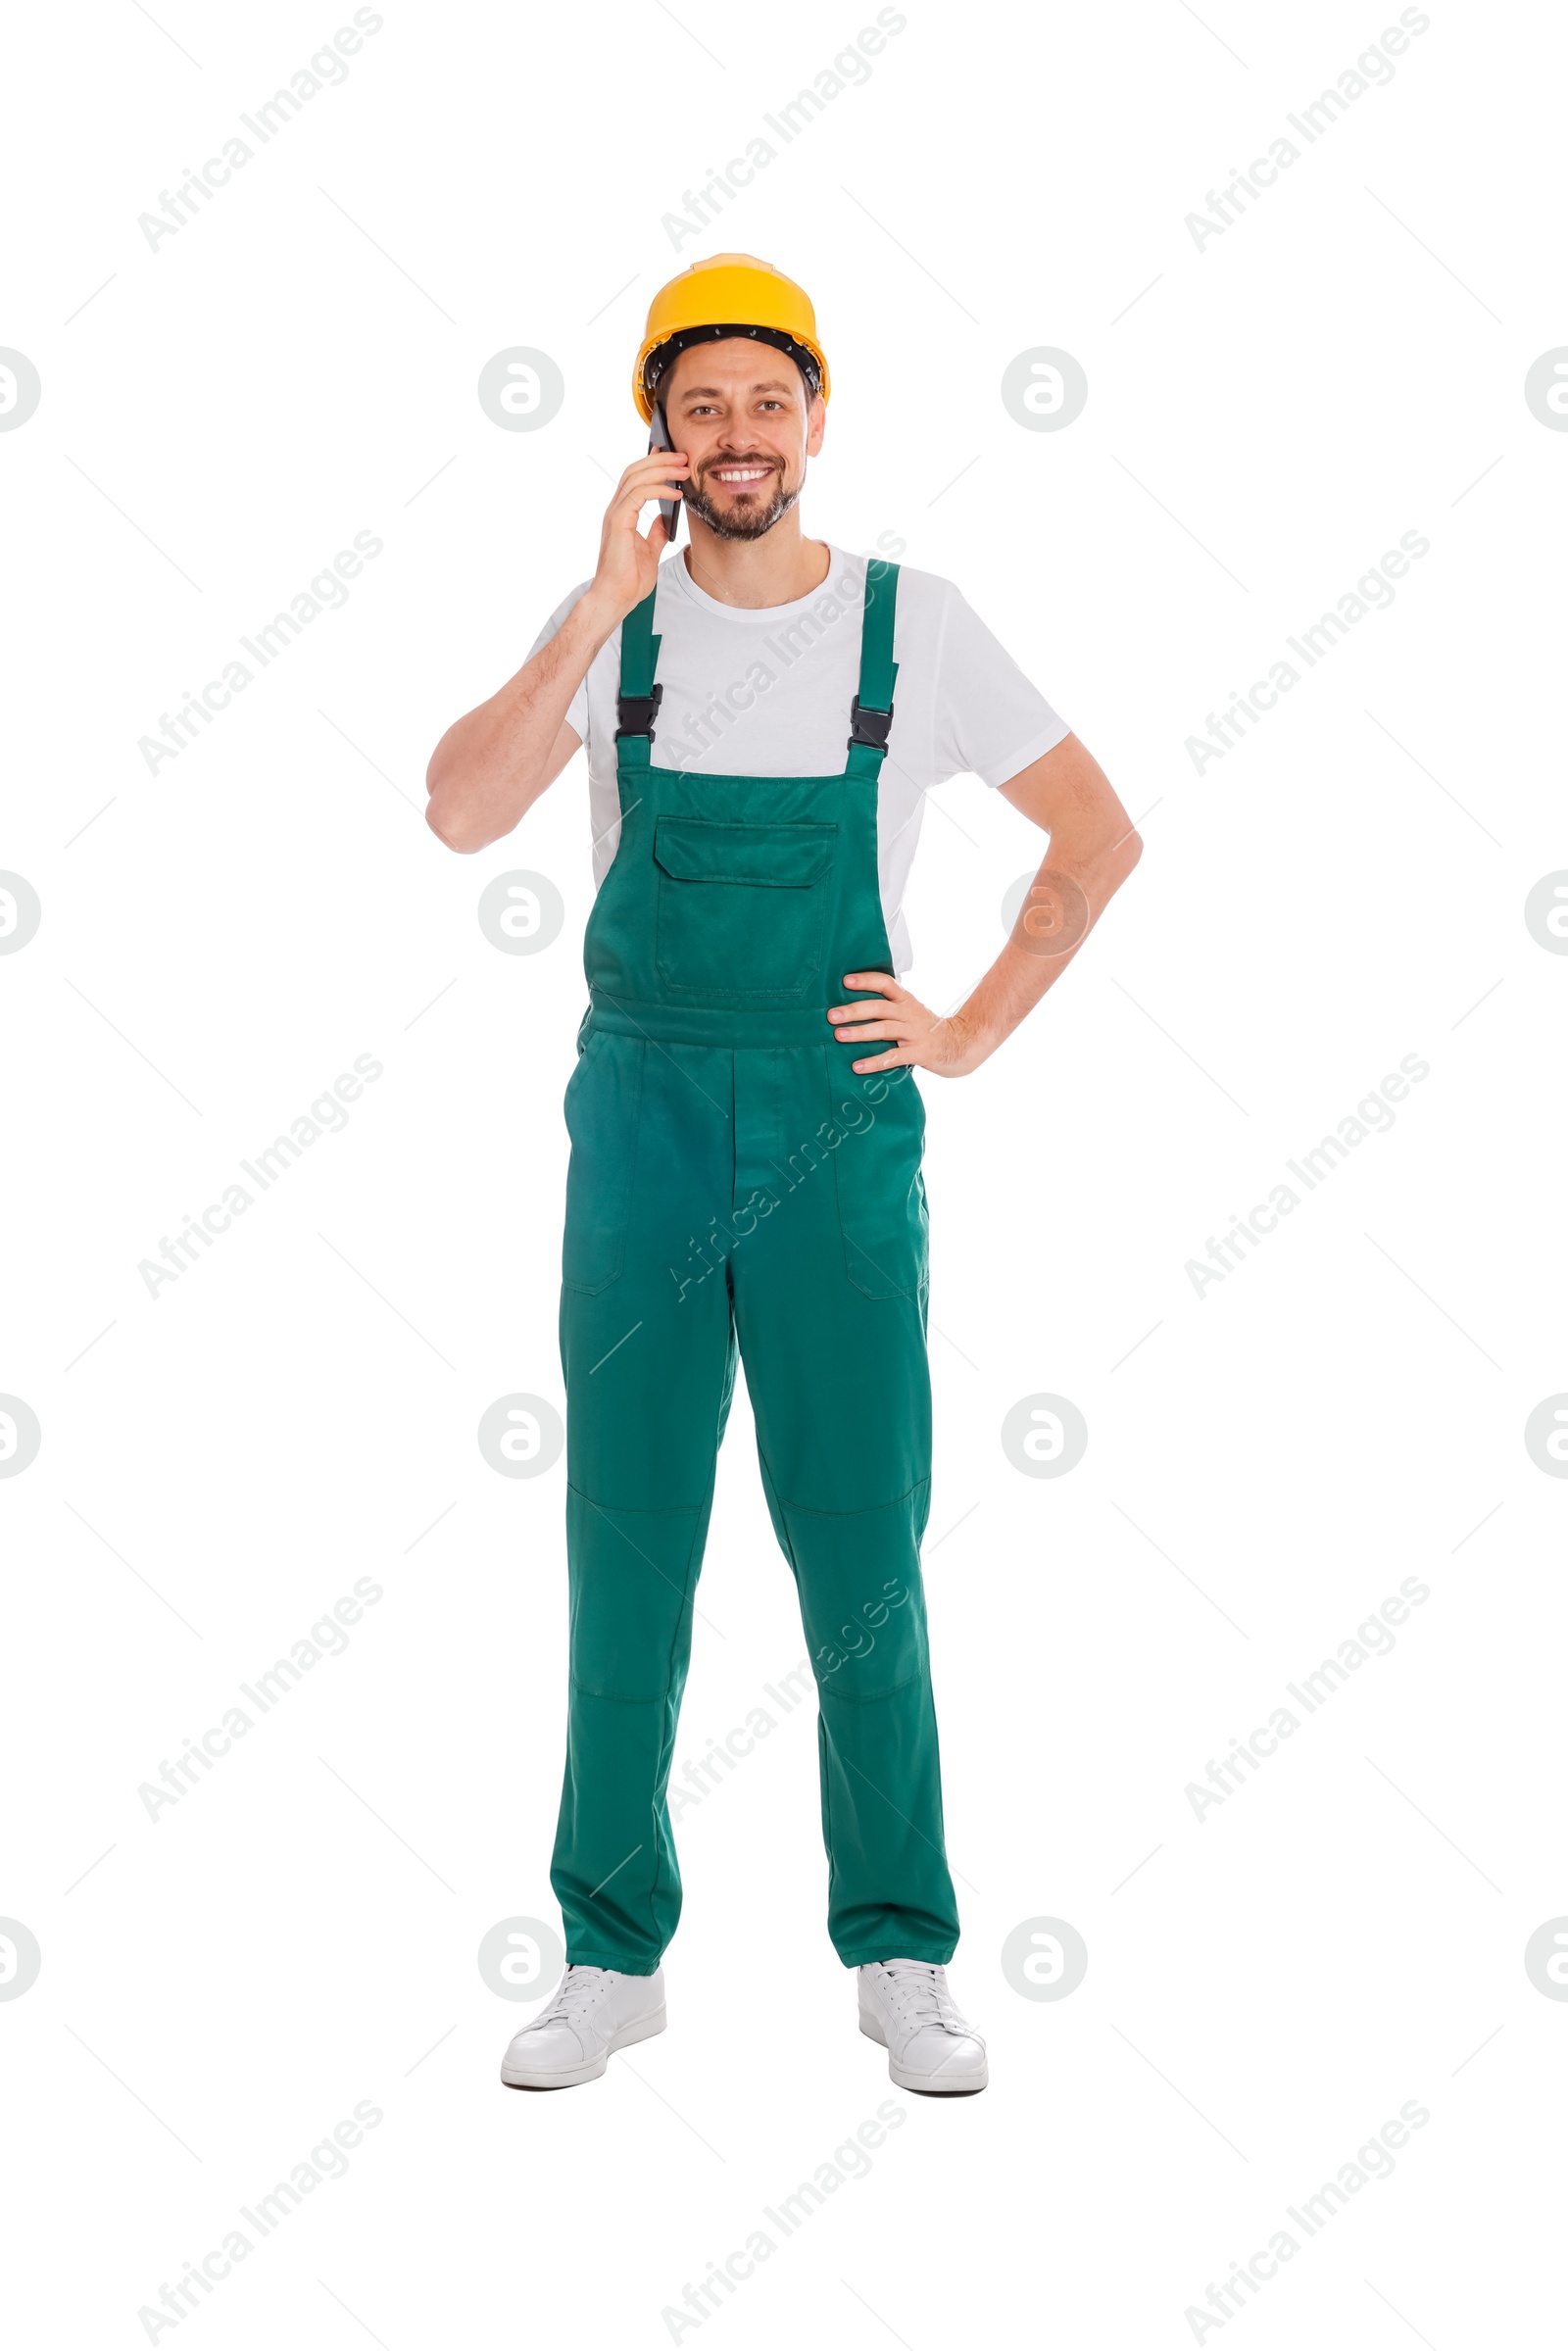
[658,338,826,541]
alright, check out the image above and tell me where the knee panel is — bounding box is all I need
[565,1489,701,1702]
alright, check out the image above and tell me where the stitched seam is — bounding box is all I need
[566,1678,671,1707]
[817,1664,927,1706]
[766,1477,931,1522]
[566,1482,718,1516]
[819,1706,838,1944]
[645,1452,721,1955]
[561,1038,646,1294]
[565,1945,662,1969]
[585,994,839,1043]
[840,1946,957,1966]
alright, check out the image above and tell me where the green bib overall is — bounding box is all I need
[551,558,960,1971]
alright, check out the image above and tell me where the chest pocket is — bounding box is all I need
[653,816,837,999]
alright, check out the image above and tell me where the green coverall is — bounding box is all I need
[550,560,961,1972]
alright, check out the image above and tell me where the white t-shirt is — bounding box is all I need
[529,543,1069,972]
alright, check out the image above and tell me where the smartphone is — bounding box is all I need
[648,402,683,546]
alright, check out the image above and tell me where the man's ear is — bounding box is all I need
[806,393,828,458]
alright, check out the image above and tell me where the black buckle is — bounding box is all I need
[615,684,663,742]
[848,695,893,752]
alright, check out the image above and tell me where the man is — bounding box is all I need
[426,254,1141,2095]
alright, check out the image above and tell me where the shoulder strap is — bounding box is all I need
[615,585,662,752]
[848,559,900,766]
[857,559,900,712]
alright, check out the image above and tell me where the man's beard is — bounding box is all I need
[682,463,801,541]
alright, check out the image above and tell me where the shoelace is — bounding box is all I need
[877,1960,970,2034]
[530,1965,616,2028]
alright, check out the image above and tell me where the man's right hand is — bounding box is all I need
[584,449,691,626]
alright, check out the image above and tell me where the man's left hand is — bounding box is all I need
[827,974,991,1079]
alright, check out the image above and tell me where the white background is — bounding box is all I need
[3,0,1565,2343]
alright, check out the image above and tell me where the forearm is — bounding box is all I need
[830,734,1144,1081]
[424,591,615,854]
[956,813,1143,1059]
[427,440,690,854]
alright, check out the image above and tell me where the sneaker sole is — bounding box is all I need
[858,2011,989,2095]
[501,2004,666,2091]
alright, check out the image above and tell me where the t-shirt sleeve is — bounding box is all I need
[526,581,597,749]
[929,581,1070,787]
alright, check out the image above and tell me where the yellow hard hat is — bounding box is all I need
[632,253,830,422]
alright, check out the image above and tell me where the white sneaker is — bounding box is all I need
[500,1964,666,2090]
[858,1960,988,2094]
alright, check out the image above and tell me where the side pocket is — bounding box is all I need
[562,1032,644,1295]
[833,1068,929,1303]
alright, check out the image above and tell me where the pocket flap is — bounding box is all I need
[653,815,837,888]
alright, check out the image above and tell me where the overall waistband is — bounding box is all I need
[586,989,850,1050]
